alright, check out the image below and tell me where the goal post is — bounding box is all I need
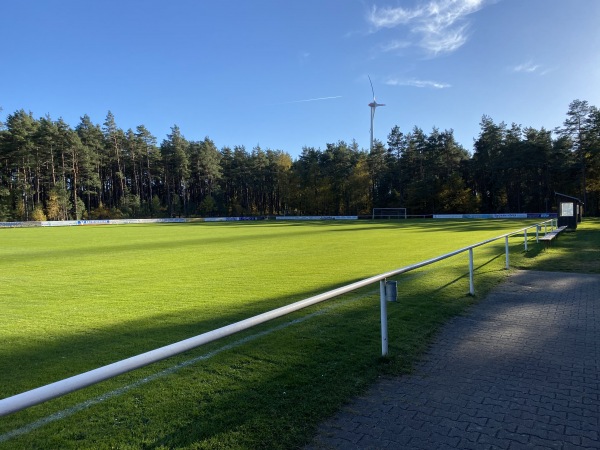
[372,208,407,220]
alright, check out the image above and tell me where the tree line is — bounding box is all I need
[1,99,599,221]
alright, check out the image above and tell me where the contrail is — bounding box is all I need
[281,95,342,104]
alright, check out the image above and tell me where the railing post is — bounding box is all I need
[468,248,475,295]
[535,225,539,243]
[505,236,510,269]
[380,279,388,357]
[524,229,528,252]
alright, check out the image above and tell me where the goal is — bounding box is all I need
[372,208,407,220]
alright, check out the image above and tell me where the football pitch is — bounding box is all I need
[1,219,544,449]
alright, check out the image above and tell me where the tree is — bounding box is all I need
[471,116,507,212]
[347,151,371,215]
[290,147,323,214]
[160,125,190,216]
[3,110,40,220]
[31,115,60,211]
[385,126,408,206]
[188,137,222,215]
[368,139,390,207]
[75,115,103,214]
[102,111,127,207]
[582,106,600,214]
[64,123,86,219]
[46,181,71,220]
[320,141,358,215]
[135,125,161,214]
[556,100,591,205]
[218,146,235,215]
[266,149,292,215]
[249,146,269,214]
[429,129,471,213]
[230,146,251,214]
[519,127,553,212]
[2,99,600,220]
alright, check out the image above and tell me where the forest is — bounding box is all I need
[0,99,599,221]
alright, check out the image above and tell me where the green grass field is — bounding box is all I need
[1,218,595,449]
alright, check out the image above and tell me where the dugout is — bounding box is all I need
[555,192,584,230]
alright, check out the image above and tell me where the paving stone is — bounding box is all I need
[304,271,600,449]
[580,436,600,449]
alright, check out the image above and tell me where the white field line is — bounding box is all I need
[0,288,377,443]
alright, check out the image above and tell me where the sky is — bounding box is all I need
[1,0,599,159]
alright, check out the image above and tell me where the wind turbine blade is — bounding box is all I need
[368,75,375,100]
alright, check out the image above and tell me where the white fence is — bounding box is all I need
[0,219,556,417]
[0,218,188,228]
[276,216,358,220]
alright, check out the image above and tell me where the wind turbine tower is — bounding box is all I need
[368,76,385,152]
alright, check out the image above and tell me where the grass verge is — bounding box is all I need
[512,218,600,273]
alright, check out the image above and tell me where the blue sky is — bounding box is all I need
[2,0,599,158]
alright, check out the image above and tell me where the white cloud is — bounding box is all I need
[386,78,451,89]
[511,61,553,75]
[539,67,555,76]
[280,96,343,105]
[379,39,412,53]
[512,61,540,73]
[298,51,311,64]
[368,0,488,55]
[418,23,469,54]
[367,5,425,28]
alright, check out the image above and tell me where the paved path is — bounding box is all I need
[306,271,600,449]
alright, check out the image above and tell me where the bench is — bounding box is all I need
[538,225,568,245]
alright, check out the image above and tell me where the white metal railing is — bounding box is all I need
[378,219,555,355]
[0,219,556,417]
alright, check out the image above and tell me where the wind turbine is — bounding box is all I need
[368,76,385,152]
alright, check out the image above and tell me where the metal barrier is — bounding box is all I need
[0,219,555,417]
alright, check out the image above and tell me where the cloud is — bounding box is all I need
[511,61,554,75]
[379,39,412,53]
[280,96,343,105]
[418,23,469,54]
[368,5,425,27]
[368,0,488,55]
[298,51,311,61]
[386,78,451,89]
[512,61,540,73]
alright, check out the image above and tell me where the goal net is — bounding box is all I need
[372,208,407,220]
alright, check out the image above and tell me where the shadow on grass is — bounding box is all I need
[2,220,542,267]
[108,270,487,448]
[0,250,515,449]
[427,253,506,298]
[523,243,546,259]
[0,278,373,399]
[515,219,600,273]
[2,224,332,263]
[1,301,383,448]
[399,219,543,234]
